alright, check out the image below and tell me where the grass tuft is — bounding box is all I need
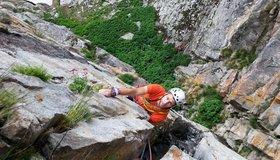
[62,99,94,129]
[0,90,18,125]
[12,65,52,81]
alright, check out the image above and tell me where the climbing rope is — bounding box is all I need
[48,130,68,160]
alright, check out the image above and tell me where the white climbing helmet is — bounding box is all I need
[168,88,185,105]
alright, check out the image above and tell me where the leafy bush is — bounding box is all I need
[249,115,258,129]
[12,65,52,81]
[118,73,136,85]
[161,80,182,91]
[193,98,223,129]
[69,77,91,94]
[189,85,224,129]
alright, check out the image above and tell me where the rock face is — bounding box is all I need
[169,0,280,159]
[144,0,219,49]
[1,0,280,159]
[0,1,153,159]
[148,0,278,61]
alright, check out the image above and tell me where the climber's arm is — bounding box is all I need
[99,86,148,97]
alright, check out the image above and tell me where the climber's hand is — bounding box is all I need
[99,88,112,97]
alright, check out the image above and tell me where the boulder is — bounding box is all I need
[120,32,134,40]
[44,117,153,160]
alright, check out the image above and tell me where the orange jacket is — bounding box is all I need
[136,84,169,124]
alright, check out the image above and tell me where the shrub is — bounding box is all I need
[161,80,182,91]
[118,74,136,85]
[249,115,258,129]
[69,77,91,94]
[12,65,52,81]
[188,85,224,129]
[193,98,224,129]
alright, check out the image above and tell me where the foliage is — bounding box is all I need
[81,48,96,61]
[1,143,41,160]
[0,90,18,125]
[63,99,94,129]
[43,6,80,29]
[12,65,52,81]
[69,77,91,94]
[238,145,252,157]
[192,98,223,129]
[118,73,136,85]
[188,85,224,129]
[44,1,191,85]
[161,80,182,91]
[249,115,258,129]
[222,48,257,70]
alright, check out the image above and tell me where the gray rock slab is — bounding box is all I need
[194,132,246,160]
[45,117,153,159]
[161,145,195,160]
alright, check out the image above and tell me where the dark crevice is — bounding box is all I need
[151,117,203,159]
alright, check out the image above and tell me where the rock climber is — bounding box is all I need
[99,84,185,124]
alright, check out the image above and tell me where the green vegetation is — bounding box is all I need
[221,48,257,70]
[238,145,252,157]
[62,99,94,129]
[12,65,52,81]
[44,1,191,86]
[0,90,18,125]
[187,85,224,129]
[118,73,136,85]
[249,115,258,129]
[1,144,42,160]
[81,48,96,61]
[161,80,183,91]
[69,77,91,94]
